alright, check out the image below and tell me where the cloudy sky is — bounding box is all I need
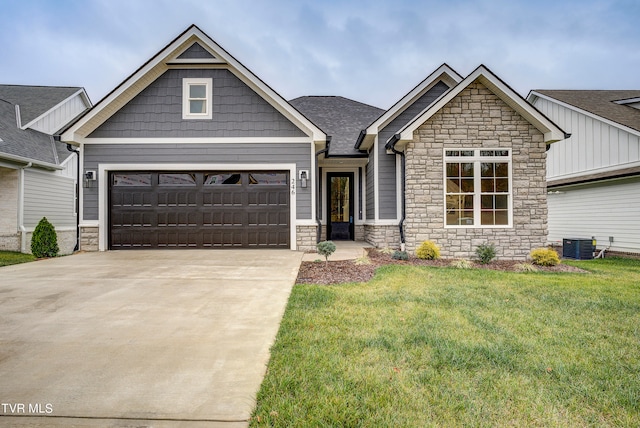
[1,0,638,108]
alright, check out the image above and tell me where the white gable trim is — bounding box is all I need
[61,25,325,143]
[528,91,640,138]
[398,66,566,145]
[357,64,462,150]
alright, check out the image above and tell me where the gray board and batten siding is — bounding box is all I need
[82,143,312,220]
[88,69,307,139]
[374,81,450,219]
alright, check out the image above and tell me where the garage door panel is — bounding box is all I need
[158,191,198,207]
[110,171,289,249]
[203,192,244,207]
[157,212,199,227]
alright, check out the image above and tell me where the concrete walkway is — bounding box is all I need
[0,249,303,427]
[301,240,373,261]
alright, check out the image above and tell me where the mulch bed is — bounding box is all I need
[296,249,587,285]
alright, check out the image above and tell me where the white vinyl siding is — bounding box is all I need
[547,177,640,253]
[30,93,88,134]
[23,170,76,229]
[533,97,640,179]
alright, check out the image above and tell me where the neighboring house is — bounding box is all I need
[61,25,565,259]
[528,90,640,254]
[0,85,91,254]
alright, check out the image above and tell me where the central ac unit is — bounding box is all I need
[562,238,594,260]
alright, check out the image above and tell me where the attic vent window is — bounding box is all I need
[182,78,212,120]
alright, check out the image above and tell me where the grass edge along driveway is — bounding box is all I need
[252,257,640,427]
[0,251,36,267]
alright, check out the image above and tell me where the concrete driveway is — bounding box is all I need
[0,249,303,427]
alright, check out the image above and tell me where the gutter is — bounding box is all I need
[0,152,62,170]
[65,142,81,252]
[18,162,32,253]
[387,134,406,249]
[315,137,331,242]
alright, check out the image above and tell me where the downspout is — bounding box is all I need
[387,134,406,250]
[315,137,331,242]
[18,162,32,253]
[66,142,80,251]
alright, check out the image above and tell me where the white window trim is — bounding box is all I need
[182,78,212,120]
[443,148,513,228]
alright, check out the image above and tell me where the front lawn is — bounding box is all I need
[0,251,36,267]
[252,258,640,427]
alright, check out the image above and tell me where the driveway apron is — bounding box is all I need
[0,249,302,426]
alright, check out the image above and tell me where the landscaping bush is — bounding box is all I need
[31,217,59,258]
[415,240,440,260]
[450,259,473,269]
[317,241,336,264]
[475,243,496,264]
[392,250,409,260]
[515,262,539,272]
[530,247,561,266]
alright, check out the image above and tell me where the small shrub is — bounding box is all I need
[31,217,59,258]
[379,247,396,255]
[530,247,561,266]
[355,256,371,265]
[475,243,496,264]
[450,259,473,269]
[317,240,336,264]
[416,240,441,260]
[392,250,409,260]
[515,263,539,272]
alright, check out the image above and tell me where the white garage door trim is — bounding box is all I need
[97,163,298,251]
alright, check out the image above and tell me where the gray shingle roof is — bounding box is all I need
[290,96,384,156]
[0,85,81,125]
[0,85,82,166]
[534,90,640,133]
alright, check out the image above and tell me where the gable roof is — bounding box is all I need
[61,24,325,143]
[0,85,86,129]
[356,64,462,150]
[0,98,62,169]
[528,90,640,134]
[395,65,567,147]
[289,96,383,156]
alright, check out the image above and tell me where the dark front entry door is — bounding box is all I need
[327,172,354,240]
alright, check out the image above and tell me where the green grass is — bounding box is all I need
[252,258,640,427]
[0,250,36,267]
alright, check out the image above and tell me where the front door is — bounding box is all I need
[327,172,354,240]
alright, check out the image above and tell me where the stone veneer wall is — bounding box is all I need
[0,168,19,251]
[296,225,317,252]
[404,82,548,260]
[364,224,401,249]
[80,226,99,251]
[24,230,76,255]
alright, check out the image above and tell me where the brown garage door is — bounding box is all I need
[109,171,290,249]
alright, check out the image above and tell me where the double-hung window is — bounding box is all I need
[182,78,212,119]
[444,149,512,227]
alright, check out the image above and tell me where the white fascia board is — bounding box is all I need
[529,91,640,138]
[62,26,326,144]
[399,66,566,144]
[190,28,325,142]
[359,64,462,150]
[0,153,62,170]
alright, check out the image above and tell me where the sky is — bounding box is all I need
[0,0,638,109]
